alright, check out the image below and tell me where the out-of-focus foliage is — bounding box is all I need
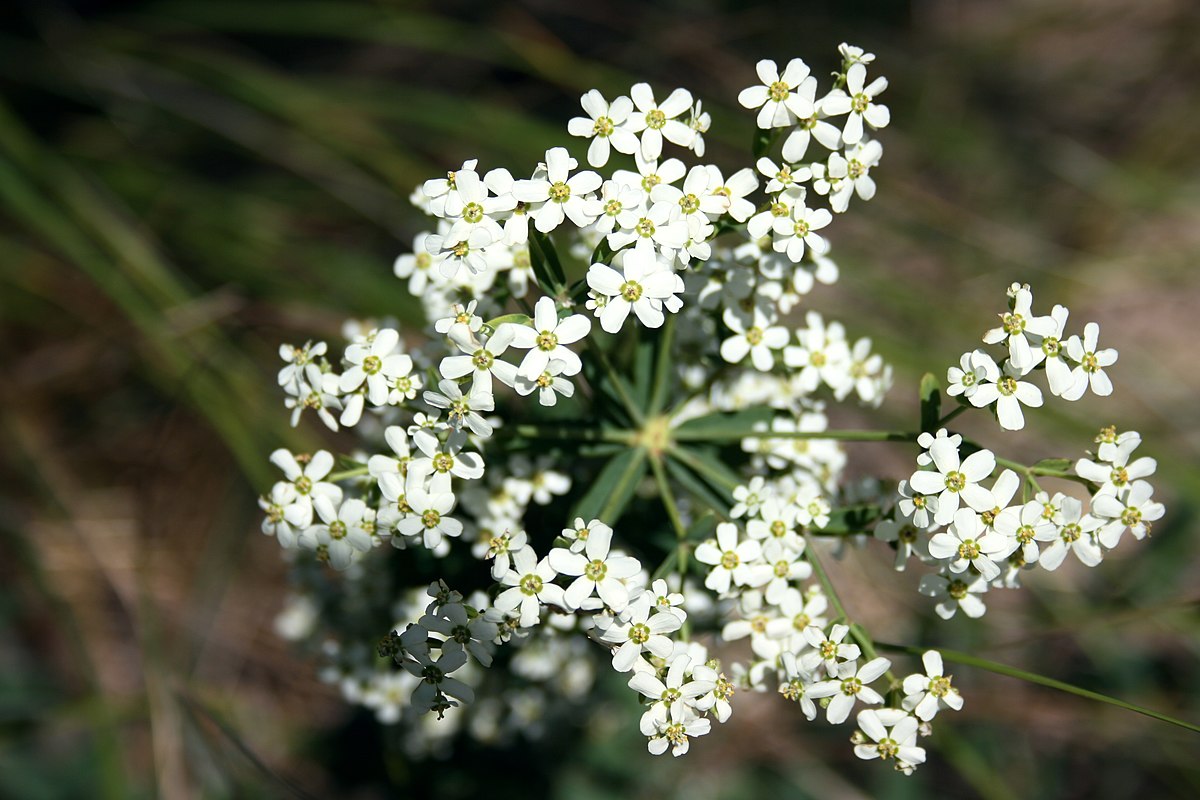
[1,1,1198,798]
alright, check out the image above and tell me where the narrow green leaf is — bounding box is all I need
[672,406,774,440]
[685,512,718,542]
[631,332,655,412]
[572,448,647,523]
[651,550,678,582]
[668,445,741,494]
[485,313,531,328]
[528,229,566,290]
[874,641,1200,735]
[1032,458,1074,472]
[752,127,778,159]
[589,236,614,265]
[664,456,730,515]
[919,372,942,433]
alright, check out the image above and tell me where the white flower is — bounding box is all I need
[705,165,759,222]
[508,296,591,379]
[512,148,602,233]
[731,477,767,519]
[301,496,373,570]
[820,62,890,145]
[443,169,512,244]
[755,158,810,195]
[493,547,565,628]
[896,479,938,530]
[419,602,499,667]
[800,623,862,674]
[339,329,410,409]
[394,233,436,294]
[918,570,988,619]
[737,58,817,128]
[982,284,1058,371]
[567,90,638,167]
[928,508,1009,581]
[806,657,891,724]
[283,364,342,431]
[623,83,695,161]
[421,158,478,216]
[513,359,576,406]
[598,595,682,672]
[646,702,711,757]
[969,358,1044,431]
[1091,481,1164,549]
[403,647,474,713]
[606,201,688,260]
[439,325,520,394]
[395,486,463,550]
[694,522,766,594]
[1075,435,1156,496]
[482,528,528,580]
[422,378,495,438]
[901,650,963,721]
[908,438,996,525]
[781,108,844,162]
[771,200,832,262]
[548,525,641,612]
[259,481,310,549]
[278,340,327,391]
[947,349,995,401]
[1061,322,1118,401]
[687,100,711,157]
[992,500,1054,565]
[1035,304,1077,397]
[630,654,714,729]
[1035,496,1103,570]
[585,179,644,235]
[270,449,342,511]
[720,307,789,371]
[424,226,495,279]
[586,248,684,333]
[853,709,926,771]
[816,140,883,212]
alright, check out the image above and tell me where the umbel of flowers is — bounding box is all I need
[261,43,1166,772]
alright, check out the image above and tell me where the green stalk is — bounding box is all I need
[671,428,918,443]
[590,340,645,425]
[874,642,1200,735]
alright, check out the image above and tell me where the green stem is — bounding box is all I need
[500,423,632,444]
[671,428,918,443]
[647,315,676,417]
[666,445,740,492]
[873,642,1200,735]
[591,340,645,425]
[937,404,969,427]
[649,454,690,576]
[327,466,369,482]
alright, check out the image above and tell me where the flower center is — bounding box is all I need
[620,280,644,302]
[770,201,789,217]
[635,217,656,238]
[646,109,667,129]
[770,520,787,537]
[592,116,614,137]
[329,521,347,540]
[472,349,494,370]
[847,159,865,179]
[679,193,700,214]
[774,560,790,578]
[549,181,571,203]
[851,93,869,114]
[998,376,1018,396]
[463,202,484,223]
[1061,523,1081,543]
[876,737,899,759]
[929,675,952,697]
[768,80,790,102]
[432,452,454,473]
[947,579,969,600]
[792,613,810,631]
[944,471,966,492]
[792,220,811,237]
[1121,507,1142,527]
[641,174,661,192]
[1001,312,1026,335]
[519,574,544,595]
[1082,353,1100,373]
[584,559,607,581]
[536,331,559,351]
[1016,524,1035,544]
[604,199,623,216]
[629,623,651,644]
[720,550,740,570]
[362,355,382,374]
[1042,337,1060,356]
[422,510,441,529]
[745,326,764,346]
[840,677,863,696]
[957,539,981,560]
[294,476,312,495]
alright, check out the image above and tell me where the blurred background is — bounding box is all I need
[2,0,1199,797]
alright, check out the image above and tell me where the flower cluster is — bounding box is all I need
[259,43,1164,775]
